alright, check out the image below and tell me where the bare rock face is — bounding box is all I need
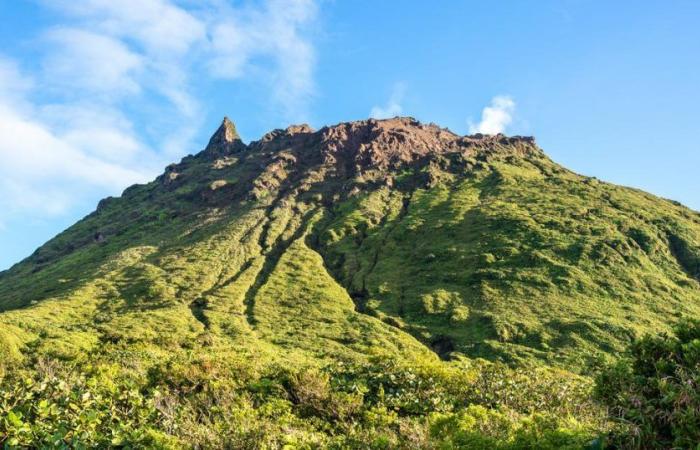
[203,116,537,169]
[149,116,542,209]
[246,116,536,168]
[286,124,314,135]
[318,117,462,171]
[204,117,245,156]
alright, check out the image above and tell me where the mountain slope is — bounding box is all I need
[1,117,700,372]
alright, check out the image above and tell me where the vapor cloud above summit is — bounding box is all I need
[469,96,516,135]
[370,82,407,119]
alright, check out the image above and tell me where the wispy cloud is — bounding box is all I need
[43,28,144,97]
[0,48,161,219]
[0,0,320,221]
[468,95,516,135]
[370,82,407,119]
[41,0,207,56]
[39,0,319,119]
[0,58,33,107]
[208,0,318,120]
[41,0,206,127]
[0,101,155,217]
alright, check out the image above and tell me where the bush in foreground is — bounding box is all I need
[596,319,700,449]
[1,356,605,448]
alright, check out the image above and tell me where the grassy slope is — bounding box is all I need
[0,151,435,374]
[318,156,700,368]
[1,121,699,373]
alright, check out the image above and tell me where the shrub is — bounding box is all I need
[429,406,594,450]
[596,318,700,448]
[0,356,606,448]
[287,368,363,421]
[0,365,176,448]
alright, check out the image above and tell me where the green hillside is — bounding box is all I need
[1,117,699,447]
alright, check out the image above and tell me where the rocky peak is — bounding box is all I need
[204,117,245,156]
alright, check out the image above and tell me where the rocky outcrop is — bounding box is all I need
[204,117,246,157]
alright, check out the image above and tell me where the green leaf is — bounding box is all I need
[6,410,24,428]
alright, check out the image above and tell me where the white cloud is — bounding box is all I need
[0,59,30,91]
[0,0,321,222]
[42,0,207,56]
[0,108,155,217]
[207,0,318,119]
[38,0,319,120]
[468,95,516,135]
[0,58,33,109]
[0,103,152,187]
[41,0,204,117]
[43,28,143,97]
[36,102,157,170]
[0,179,73,217]
[0,60,160,218]
[370,82,406,119]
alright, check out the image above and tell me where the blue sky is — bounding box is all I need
[0,0,699,270]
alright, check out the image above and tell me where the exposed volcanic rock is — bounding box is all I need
[204,116,246,156]
[196,116,541,199]
[241,116,538,170]
[314,117,538,174]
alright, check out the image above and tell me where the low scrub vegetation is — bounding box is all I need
[596,319,700,448]
[0,356,606,448]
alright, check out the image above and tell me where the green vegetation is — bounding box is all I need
[1,117,699,447]
[596,319,700,448]
[317,161,700,368]
[0,356,606,448]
